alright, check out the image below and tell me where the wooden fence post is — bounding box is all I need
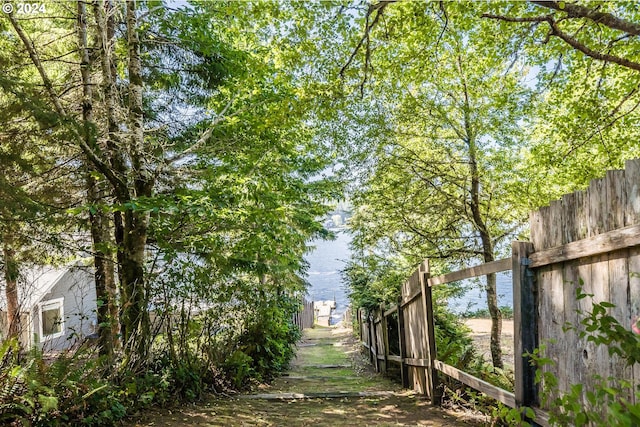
[381,303,389,374]
[420,260,442,405]
[512,241,538,411]
[371,311,380,372]
[397,295,409,388]
[368,314,374,365]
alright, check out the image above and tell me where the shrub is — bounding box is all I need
[233,295,302,384]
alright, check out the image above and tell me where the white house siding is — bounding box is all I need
[32,267,97,352]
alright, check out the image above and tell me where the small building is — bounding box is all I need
[0,262,97,351]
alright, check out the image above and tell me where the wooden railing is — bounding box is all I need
[358,245,550,426]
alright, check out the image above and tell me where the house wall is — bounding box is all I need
[33,267,97,352]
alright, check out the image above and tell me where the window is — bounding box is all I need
[39,298,64,340]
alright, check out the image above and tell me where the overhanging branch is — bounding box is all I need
[482,12,640,72]
[339,0,396,93]
[531,1,640,36]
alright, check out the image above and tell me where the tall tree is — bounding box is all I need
[342,1,531,368]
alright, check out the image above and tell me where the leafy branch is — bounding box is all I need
[339,1,396,96]
[482,4,640,72]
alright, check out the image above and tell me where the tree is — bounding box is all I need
[483,1,640,73]
[3,0,243,365]
[3,0,342,375]
[341,1,532,368]
[0,20,79,344]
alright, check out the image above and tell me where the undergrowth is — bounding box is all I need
[0,297,302,426]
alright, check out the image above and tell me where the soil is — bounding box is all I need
[127,325,486,426]
[464,318,515,369]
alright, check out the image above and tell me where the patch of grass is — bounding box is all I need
[295,344,350,366]
[458,306,514,319]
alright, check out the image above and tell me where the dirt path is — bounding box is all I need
[129,325,482,426]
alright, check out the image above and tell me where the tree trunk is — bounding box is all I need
[94,0,126,352]
[86,174,119,358]
[459,61,503,369]
[2,234,21,343]
[78,0,119,358]
[120,210,151,365]
[468,142,503,369]
[120,0,153,368]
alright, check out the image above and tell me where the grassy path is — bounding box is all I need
[130,325,481,426]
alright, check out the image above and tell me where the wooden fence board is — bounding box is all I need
[560,193,580,393]
[561,259,581,397]
[534,203,554,405]
[377,313,387,372]
[575,255,591,400]
[625,159,640,225]
[384,305,398,317]
[404,358,430,367]
[591,175,613,404]
[607,170,626,230]
[420,261,440,403]
[529,224,640,267]
[427,258,510,286]
[403,268,428,394]
[609,249,632,401]
[397,295,409,388]
[401,289,423,306]
[512,241,536,407]
[630,247,640,404]
[434,360,517,408]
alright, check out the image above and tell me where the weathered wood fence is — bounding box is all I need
[293,298,314,330]
[358,159,640,426]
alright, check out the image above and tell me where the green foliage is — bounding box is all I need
[342,255,407,311]
[223,350,254,389]
[0,335,238,426]
[569,284,640,364]
[0,339,125,426]
[492,403,534,427]
[433,308,476,368]
[233,295,302,384]
[459,306,514,320]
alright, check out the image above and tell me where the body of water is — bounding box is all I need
[304,230,351,323]
[447,272,514,314]
[303,231,514,322]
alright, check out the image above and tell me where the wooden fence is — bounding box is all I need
[529,159,640,410]
[293,298,314,330]
[358,158,640,426]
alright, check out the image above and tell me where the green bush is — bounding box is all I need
[233,296,302,384]
[223,350,254,388]
[0,333,238,426]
